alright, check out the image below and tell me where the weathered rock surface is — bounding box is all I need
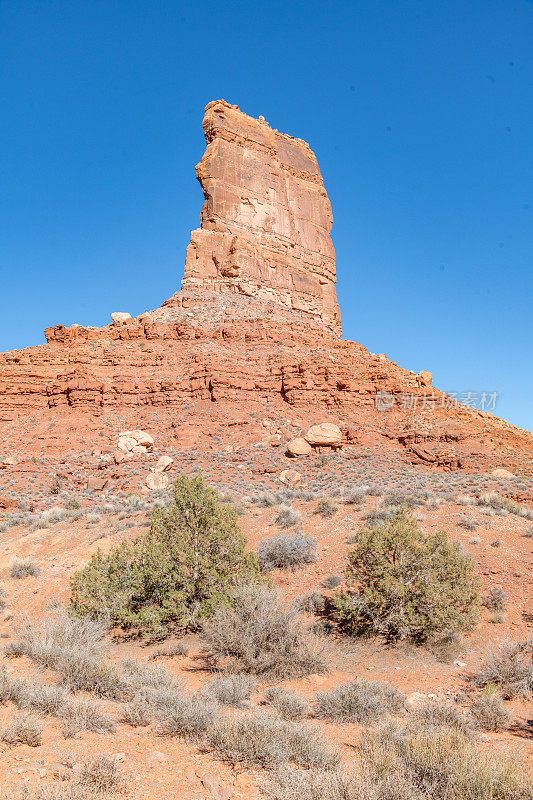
[182,100,341,333]
[305,422,343,449]
[286,437,313,457]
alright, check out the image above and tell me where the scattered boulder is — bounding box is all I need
[416,370,433,388]
[286,437,312,457]
[200,775,232,800]
[279,468,301,488]
[154,455,174,472]
[0,456,19,467]
[304,422,342,449]
[491,468,516,479]
[118,430,154,453]
[146,472,169,491]
[111,312,132,325]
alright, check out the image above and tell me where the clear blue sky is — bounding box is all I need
[1,1,532,430]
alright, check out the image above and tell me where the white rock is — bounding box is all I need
[111,312,132,325]
[154,455,174,473]
[304,422,342,448]
[117,430,154,453]
[146,472,169,491]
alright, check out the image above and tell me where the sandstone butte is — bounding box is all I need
[0,98,532,480]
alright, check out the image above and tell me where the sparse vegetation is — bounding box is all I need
[10,557,40,579]
[322,575,342,590]
[335,508,480,641]
[316,499,337,517]
[201,674,257,707]
[207,709,339,769]
[257,533,317,572]
[264,687,310,720]
[70,474,259,636]
[315,678,405,723]
[2,711,42,746]
[202,583,327,679]
[477,491,533,520]
[483,586,507,612]
[472,639,533,698]
[275,505,302,528]
[471,687,513,731]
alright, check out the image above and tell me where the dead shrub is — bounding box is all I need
[264,687,310,721]
[10,557,41,579]
[200,674,257,707]
[315,679,405,723]
[472,639,533,698]
[258,533,317,571]
[202,584,327,679]
[2,711,42,746]
[120,695,153,727]
[157,693,218,741]
[61,697,115,736]
[207,709,340,769]
[470,688,513,731]
[78,756,121,792]
[316,499,338,518]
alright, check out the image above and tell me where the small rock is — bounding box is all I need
[279,468,301,488]
[146,472,169,491]
[491,468,516,478]
[200,774,233,800]
[286,437,312,457]
[154,455,174,473]
[118,430,154,453]
[454,661,467,667]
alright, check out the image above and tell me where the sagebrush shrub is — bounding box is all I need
[412,701,472,734]
[10,557,40,579]
[315,678,405,723]
[1,711,42,746]
[257,533,317,571]
[202,583,327,679]
[360,720,532,800]
[157,693,218,741]
[70,474,259,636]
[472,639,533,698]
[335,508,480,641]
[207,709,339,769]
[471,687,512,731]
[316,499,338,518]
[264,687,310,721]
[482,586,507,612]
[201,674,257,707]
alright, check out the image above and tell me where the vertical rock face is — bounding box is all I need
[182,100,342,333]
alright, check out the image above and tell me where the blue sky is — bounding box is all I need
[1,0,532,430]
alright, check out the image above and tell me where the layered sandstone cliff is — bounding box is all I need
[182,100,341,333]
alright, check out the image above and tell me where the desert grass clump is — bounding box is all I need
[10,557,41,579]
[471,687,513,731]
[202,584,327,679]
[335,508,480,642]
[295,591,325,614]
[458,516,478,531]
[343,486,370,505]
[360,720,533,800]
[322,575,342,590]
[1,711,42,746]
[483,586,507,612]
[201,674,257,707]
[8,678,69,716]
[157,693,218,741]
[275,505,302,529]
[207,709,340,769]
[120,695,153,727]
[257,533,317,572]
[70,473,259,636]
[316,499,338,518]
[412,701,472,734]
[264,687,310,721]
[78,756,121,792]
[260,766,410,800]
[315,679,405,724]
[472,639,533,698]
[5,610,128,700]
[477,491,533,520]
[61,697,115,736]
